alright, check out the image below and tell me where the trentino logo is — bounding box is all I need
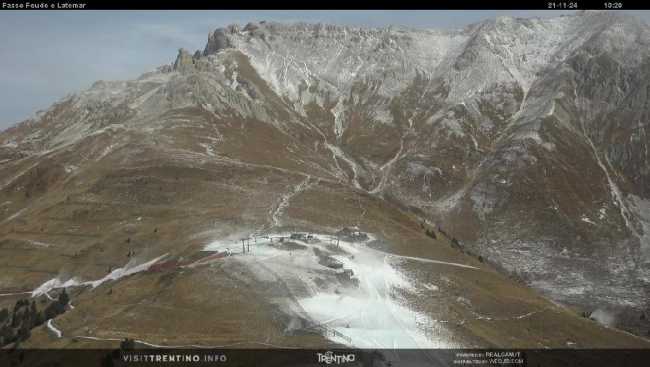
[317,351,356,365]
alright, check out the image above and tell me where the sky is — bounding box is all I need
[0,10,648,130]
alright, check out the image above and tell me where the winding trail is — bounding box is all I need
[369,136,405,195]
[269,175,314,228]
[47,319,62,338]
[325,143,363,190]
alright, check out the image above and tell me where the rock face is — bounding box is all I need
[173,48,195,73]
[1,11,649,345]
[203,28,233,56]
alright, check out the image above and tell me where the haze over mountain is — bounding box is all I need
[1,11,649,350]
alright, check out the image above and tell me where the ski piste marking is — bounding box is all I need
[382,252,481,270]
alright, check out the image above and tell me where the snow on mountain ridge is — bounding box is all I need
[6,11,646,148]
[198,12,646,118]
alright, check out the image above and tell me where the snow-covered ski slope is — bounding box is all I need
[204,231,478,348]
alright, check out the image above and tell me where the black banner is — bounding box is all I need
[0,0,649,11]
[1,349,650,367]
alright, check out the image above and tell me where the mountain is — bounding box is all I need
[0,11,649,349]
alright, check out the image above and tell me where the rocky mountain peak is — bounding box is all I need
[172,48,195,72]
[203,27,234,56]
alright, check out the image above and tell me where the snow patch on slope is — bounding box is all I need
[47,319,63,338]
[628,194,650,260]
[31,254,168,297]
[202,231,458,348]
[84,253,168,288]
